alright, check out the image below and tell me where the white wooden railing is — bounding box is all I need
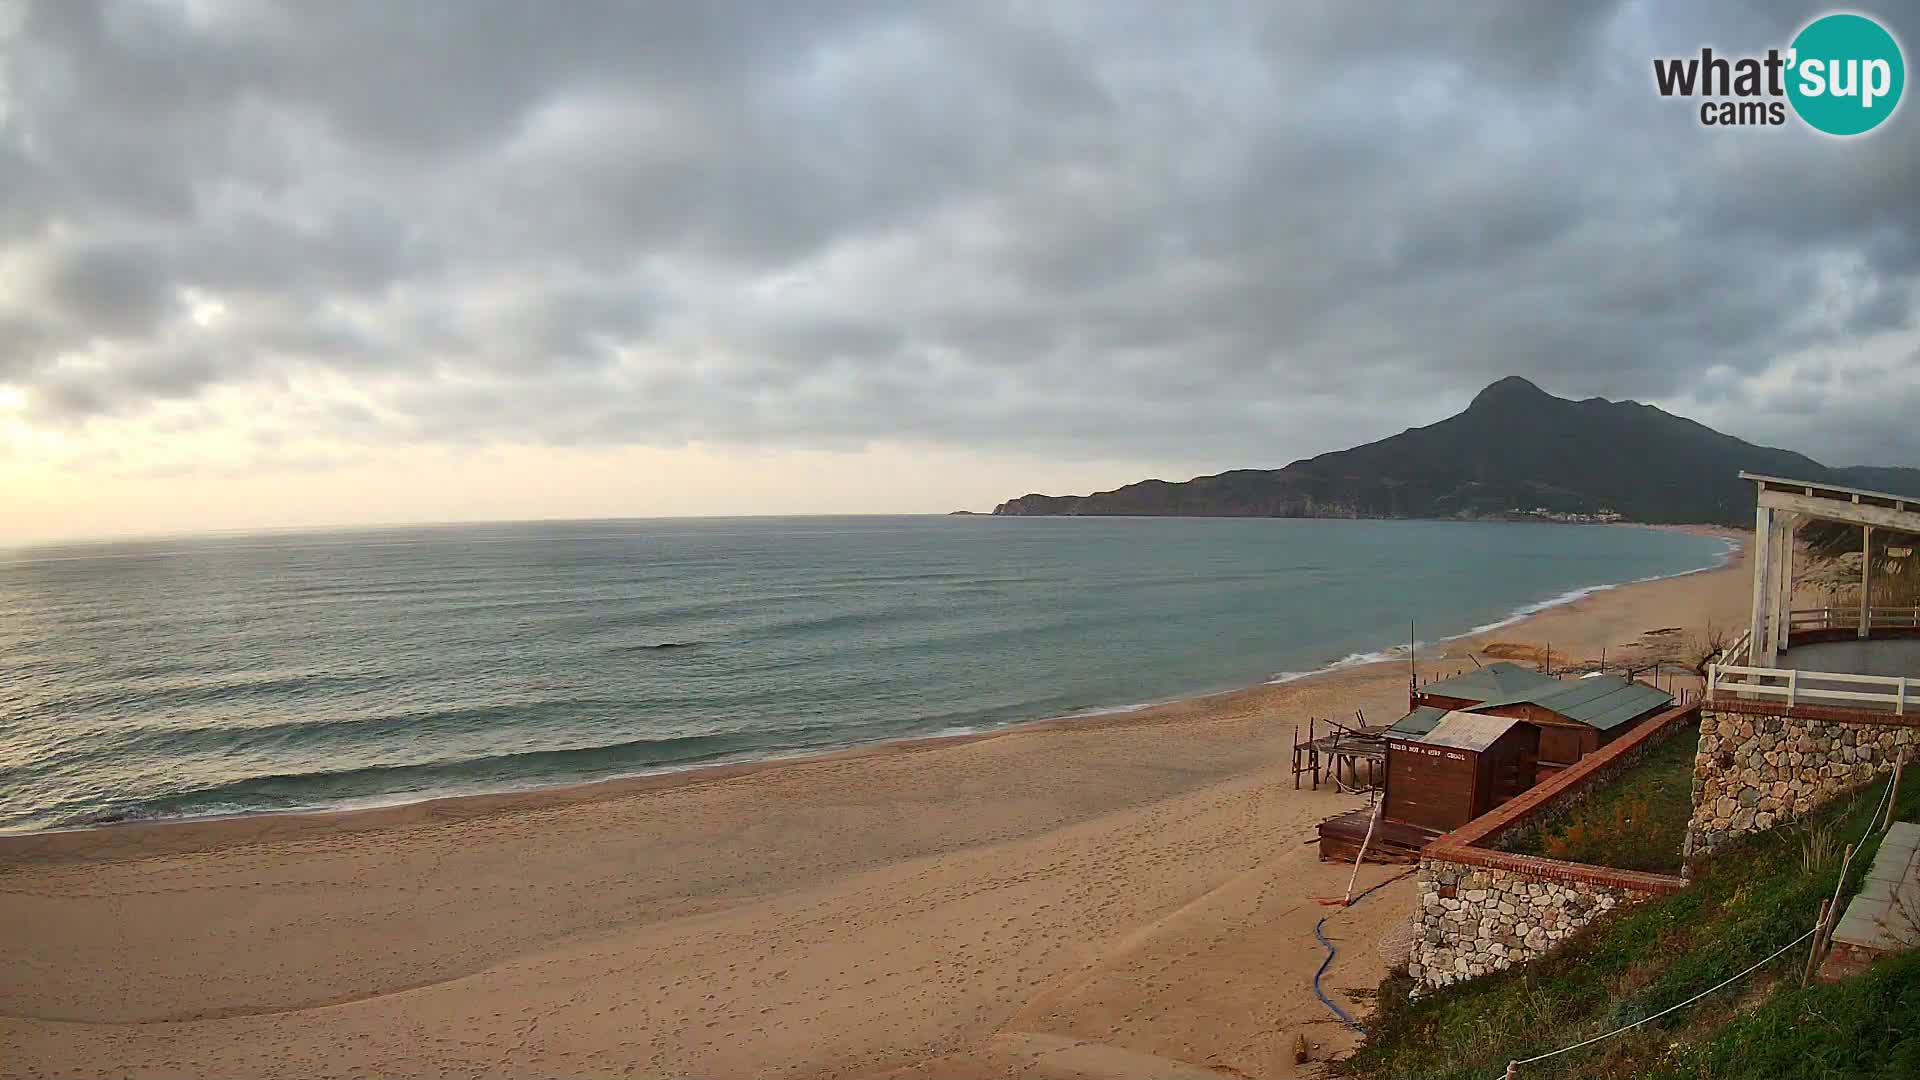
[1708,663,1911,715]
[1722,628,1753,668]
[1707,607,1917,715]
[1787,606,1920,632]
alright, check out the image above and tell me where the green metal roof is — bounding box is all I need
[1387,705,1450,737]
[1417,661,1561,704]
[1471,673,1674,731]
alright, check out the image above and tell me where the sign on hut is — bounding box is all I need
[1382,712,1538,832]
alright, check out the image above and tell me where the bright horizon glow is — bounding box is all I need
[0,441,1216,548]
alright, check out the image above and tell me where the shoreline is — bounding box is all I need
[0,526,1754,1079]
[0,524,1741,863]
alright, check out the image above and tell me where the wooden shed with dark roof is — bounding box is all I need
[1467,673,1673,776]
[1381,711,1539,833]
[1410,661,1561,712]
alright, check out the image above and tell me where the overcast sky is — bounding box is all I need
[1,1,1915,543]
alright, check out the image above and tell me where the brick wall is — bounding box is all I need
[1405,702,1697,993]
[1444,701,1700,856]
[1684,708,1919,860]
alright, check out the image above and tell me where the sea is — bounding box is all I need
[0,517,1731,832]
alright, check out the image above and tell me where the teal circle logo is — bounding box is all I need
[1787,13,1905,135]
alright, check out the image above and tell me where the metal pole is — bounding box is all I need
[1409,618,1416,702]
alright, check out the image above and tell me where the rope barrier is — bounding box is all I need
[1497,926,1816,1075]
[1496,768,1902,1075]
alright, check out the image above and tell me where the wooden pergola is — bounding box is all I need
[1743,472,1920,661]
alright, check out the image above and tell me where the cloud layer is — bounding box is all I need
[1,0,1915,483]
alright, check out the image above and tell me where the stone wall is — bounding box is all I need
[1685,708,1918,861]
[1402,703,1698,994]
[1410,861,1655,991]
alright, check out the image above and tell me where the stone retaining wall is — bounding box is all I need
[1405,703,1697,994]
[1685,708,1918,860]
[1409,861,1654,990]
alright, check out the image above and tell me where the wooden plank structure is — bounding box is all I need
[1316,806,1437,864]
[1291,711,1386,792]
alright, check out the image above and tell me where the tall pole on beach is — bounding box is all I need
[1409,619,1416,698]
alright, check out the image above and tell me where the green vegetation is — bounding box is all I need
[1343,772,1920,1080]
[1501,729,1697,874]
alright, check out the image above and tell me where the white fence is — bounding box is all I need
[1707,608,1918,716]
[1708,664,1912,715]
[1787,606,1920,634]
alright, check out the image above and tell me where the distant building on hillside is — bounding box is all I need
[1510,507,1626,524]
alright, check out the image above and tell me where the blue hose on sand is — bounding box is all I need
[1313,869,1417,1033]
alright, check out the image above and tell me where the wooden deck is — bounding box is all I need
[1291,714,1388,791]
[1316,807,1438,864]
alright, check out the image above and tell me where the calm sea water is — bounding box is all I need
[0,517,1728,831]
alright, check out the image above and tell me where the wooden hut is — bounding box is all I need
[1319,669,1675,863]
[1410,661,1560,712]
[1381,712,1538,832]
[1453,673,1671,777]
[1407,666,1672,776]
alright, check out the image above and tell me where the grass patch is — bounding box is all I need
[1342,767,1920,1080]
[1501,726,1697,874]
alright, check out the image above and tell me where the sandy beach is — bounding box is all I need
[0,527,1750,1079]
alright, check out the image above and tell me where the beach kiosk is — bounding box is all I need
[1319,666,1675,861]
[1409,661,1560,712]
[1381,711,1538,833]
[1410,663,1672,777]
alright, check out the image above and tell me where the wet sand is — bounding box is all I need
[0,527,1749,1079]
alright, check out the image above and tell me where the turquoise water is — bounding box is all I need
[0,517,1729,831]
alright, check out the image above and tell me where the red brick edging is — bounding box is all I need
[1421,702,1700,895]
[1704,698,1920,728]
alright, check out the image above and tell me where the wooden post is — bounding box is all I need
[1861,525,1875,639]
[1344,800,1384,904]
[1311,717,1321,790]
[1293,725,1301,790]
[1751,503,1774,659]
[1774,514,1795,654]
[1884,754,1905,832]
[1803,899,1832,987]
[1818,843,1857,964]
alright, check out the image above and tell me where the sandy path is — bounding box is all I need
[0,527,1749,1079]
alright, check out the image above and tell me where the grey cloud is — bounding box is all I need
[34,240,176,337]
[0,0,1916,472]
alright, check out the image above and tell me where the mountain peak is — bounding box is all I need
[993,376,1920,523]
[1468,376,1551,408]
